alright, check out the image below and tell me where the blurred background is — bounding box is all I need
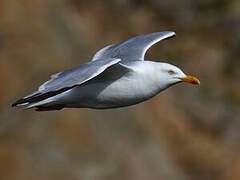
[1,0,240,179]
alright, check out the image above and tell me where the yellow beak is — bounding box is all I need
[180,75,200,85]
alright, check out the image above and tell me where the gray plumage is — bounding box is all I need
[13,31,200,111]
[92,31,175,61]
[39,58,121,93]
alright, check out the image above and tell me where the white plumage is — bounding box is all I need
[12,31,200,111]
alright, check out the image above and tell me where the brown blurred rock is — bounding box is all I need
[0,0,239,180]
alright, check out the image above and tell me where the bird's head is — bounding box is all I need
[157,63,200,88]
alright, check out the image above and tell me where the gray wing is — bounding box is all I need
[38,58,121,93]
[12,58,121,107]
[92,31,175,61]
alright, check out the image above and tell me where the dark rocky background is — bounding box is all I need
[0,0,240,179]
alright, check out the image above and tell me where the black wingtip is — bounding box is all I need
[11,92,42,107]
[12,97,31,107]
[12,98,24,107]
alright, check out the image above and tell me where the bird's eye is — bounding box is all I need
[167,70,176,75]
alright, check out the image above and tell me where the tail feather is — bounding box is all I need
[35,105,63,111]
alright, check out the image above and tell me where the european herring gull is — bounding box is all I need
[12,31,200,111]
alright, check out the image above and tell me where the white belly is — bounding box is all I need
[59,70,160,109]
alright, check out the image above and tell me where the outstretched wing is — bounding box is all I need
[38,58,121,93]
[12,58,121,106]
[92,31,175,61]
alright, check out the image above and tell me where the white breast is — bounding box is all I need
[54,61,162,109]
[90,62,161,108]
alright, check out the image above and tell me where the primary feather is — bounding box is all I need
[12,31,198,112]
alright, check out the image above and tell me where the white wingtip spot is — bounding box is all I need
[16,102,29,107]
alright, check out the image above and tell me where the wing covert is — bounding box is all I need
[92,31,175,61]
[39,58,121,93]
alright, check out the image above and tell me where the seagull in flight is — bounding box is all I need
[12,31,200,111]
